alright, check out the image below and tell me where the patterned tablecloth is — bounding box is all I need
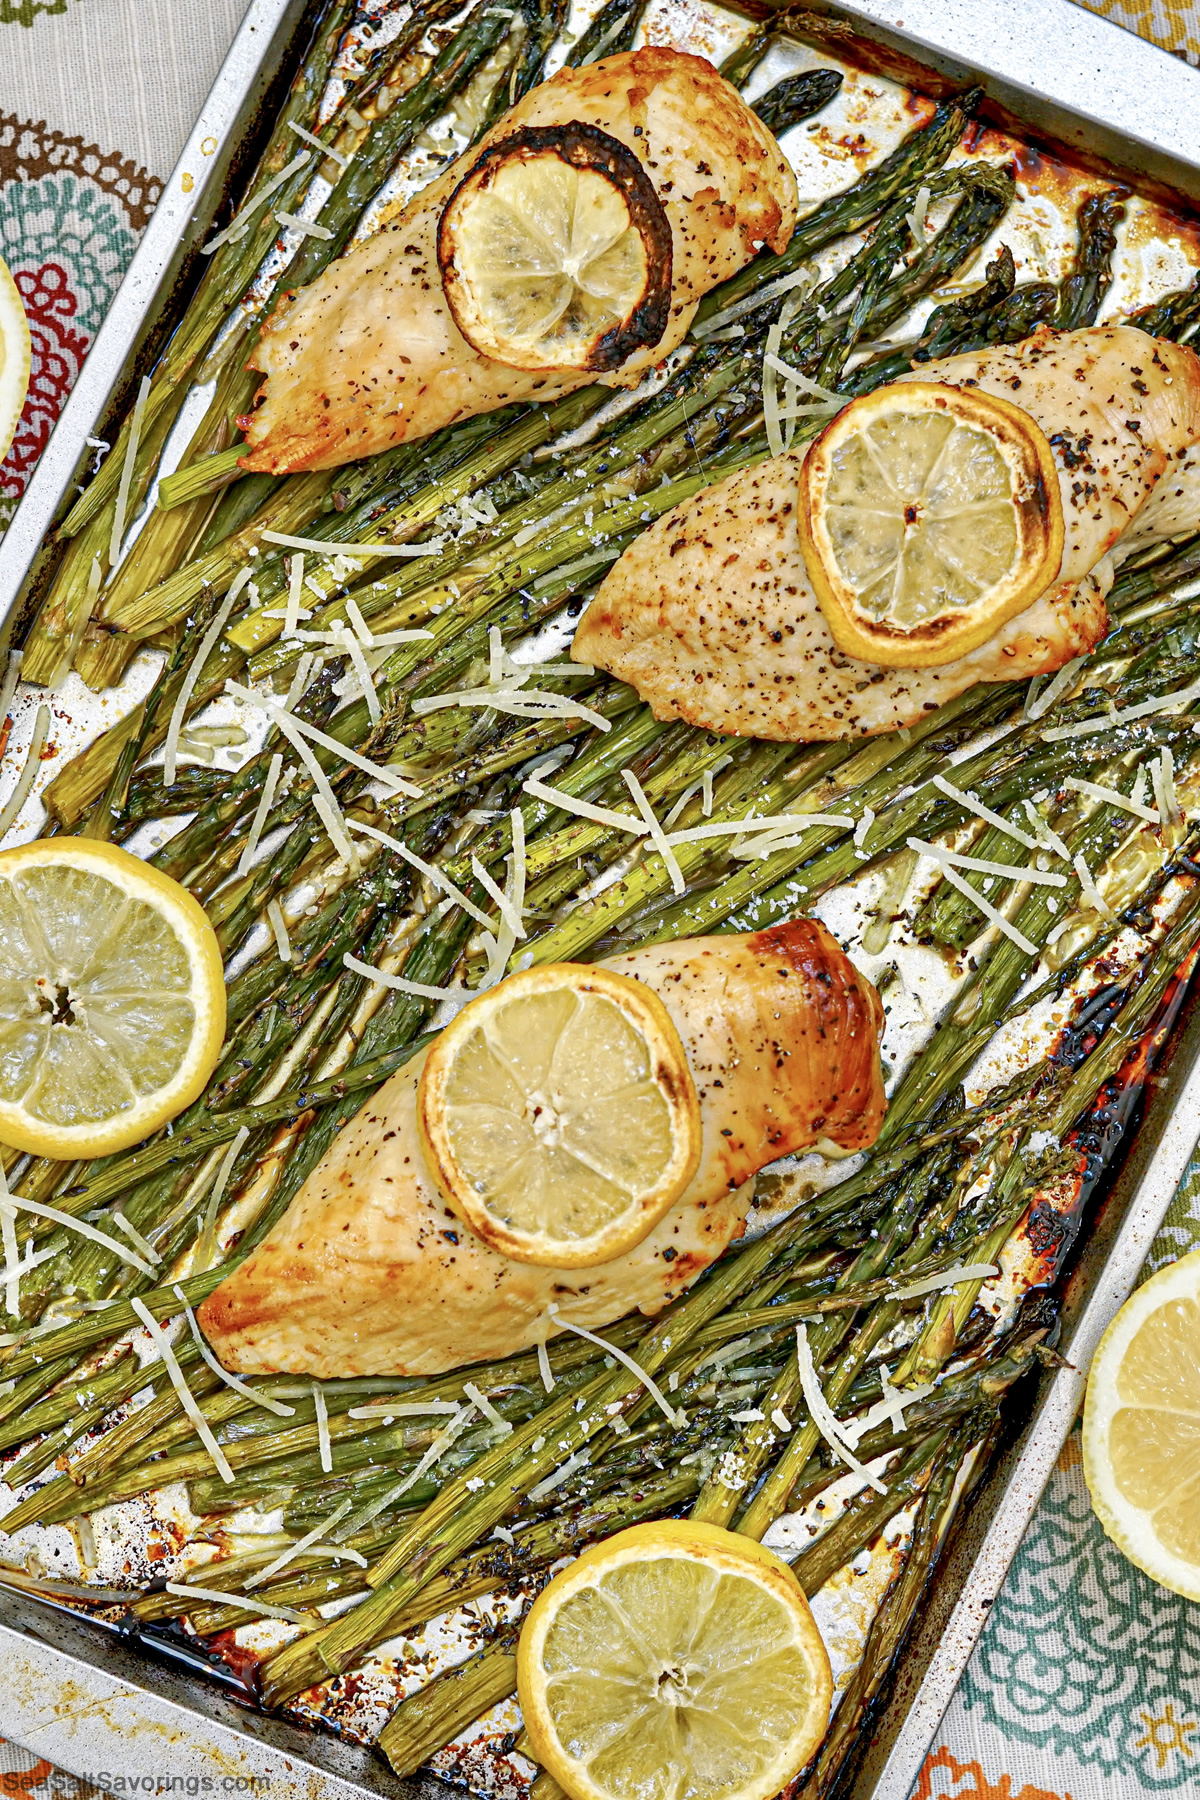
[1,1,1199,1798]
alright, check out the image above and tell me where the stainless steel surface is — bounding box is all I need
[3,0,1200,1796]
[0,0,306,647]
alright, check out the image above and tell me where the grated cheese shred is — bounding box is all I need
[131,1297,234,1483]
[201,149,312,254]
[795,1323,888,1495]
[931,775,1042,851]
[622,769,685,895]
[165,1580,308,1623]
[343,952,451,1002]
[267,899,292,963]
[548,1304,685,1426]
[4,1192,154,1276]
[260,528,437,559]
[890,1261,999,1301]
[237,752,284,877]
[463,1381,514,1435]
[906,836,1066,887]
[314,1382,332,1473]
[164,580,245,787]
[1063,775,1160,824]
[247,1498,354,1590]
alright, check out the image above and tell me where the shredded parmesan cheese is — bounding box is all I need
[906,836,1066,887]
[164,580,246,786]
[288,120,347,167]
[1025,656,1086,721]
[528,1448,591,1503]
[470,854,526,940]
[3,1192,154,1276]
[1043,674,1200,740]
[537,1339,555,1393]
[463,1381,514,1435]
[548,1304,684,1426]
[342,952,451,1001]
[267,898,292,963]
[1022,801,1072,862]
[522,775,643,834]
[906,183,932,240]
[842,1371,937,1447]
[108,375,151,572]
[347,1398,461,1418]
[692,265,814,342]
[795,1323,887,1495]
[165,1580,308,1623]
[314,1382,332,1473]
[247,1498,355,1590]
[931,775,1042,851]
[260,529,437,559]
[1063,775,1160,824]
[890,1261,999,1301]
[1153,746,1183,827]
[349,819,494,928]
[622,768,685,895]
[274,209,334,240]
[131,1297,234,1483]
[226,680,422,799]
[174,1287,295,1418]
[201,149,312,253]
[476,809,526,991]
[338,1404,479,1533]
[0,703,50,840]
[1072,849,1114,918]
[939,862,1040,953]
[237,752,284,877]
[111,1210,162,1265]
[284,554,306,637]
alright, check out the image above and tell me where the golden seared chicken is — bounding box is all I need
[238,48,797,474]
[198,920,884,1377]
[574,326,1200,739]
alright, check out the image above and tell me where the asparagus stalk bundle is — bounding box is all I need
[3,9,1200,1795]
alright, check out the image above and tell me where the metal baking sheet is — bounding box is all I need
[3,0,1200,1795]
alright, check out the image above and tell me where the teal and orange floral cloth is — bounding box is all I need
[1,3,1198,1798]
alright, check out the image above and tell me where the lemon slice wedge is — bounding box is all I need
[0,253,31,465]
[0,839,225,1159]
[439,122,673,373]
[417,962,701,1267]
[1082,1247,1200,1600]
[798,379,1063,668]
[517,1519,833,1800]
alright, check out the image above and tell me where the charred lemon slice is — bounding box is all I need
[438,122,673,373]
[1082,1248,1200,1600]
[798,380,1063,668]
[417,962,700,1267]
[0,839,225,1159]
[517,1520,833,1800]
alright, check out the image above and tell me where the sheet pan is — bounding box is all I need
[3,1,1200,1796]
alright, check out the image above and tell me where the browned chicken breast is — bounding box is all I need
[199,919,884,1377]
[239,49,797,475]
[574,326,1200,740]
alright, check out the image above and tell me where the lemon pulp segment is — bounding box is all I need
[440,123,672,373]
[518,1520,833,1800]
[1082,1248,1200,1599]
[0,840,225,1158]
[799,380,1063,668]
[417,963,700,1267]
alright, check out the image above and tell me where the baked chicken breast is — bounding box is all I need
[573,326,1200,739]
[198,919,884,1377]
[239,48,797,475]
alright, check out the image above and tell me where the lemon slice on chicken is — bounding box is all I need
[517,1520,833,1800]
[417,963,700,1267]
[1082,1248,1200,1600]
[0,839,225,1159]
[798,380,1063,668]
[439,122,673,373]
